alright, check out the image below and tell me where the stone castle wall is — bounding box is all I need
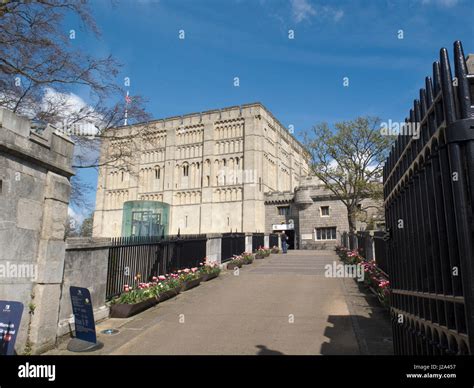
[0,108,74,353]
[93,103,310,237]
[265,176,384,250]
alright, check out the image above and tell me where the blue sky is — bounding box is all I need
[69,0,474,222]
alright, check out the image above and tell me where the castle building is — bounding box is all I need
[264,176,384,250]
[92,103,311,237]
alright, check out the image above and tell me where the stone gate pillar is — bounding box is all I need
[0,108,74,354]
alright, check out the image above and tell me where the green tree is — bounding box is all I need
[304,117,393,238]
[64,214,79,238]
[80,213,94,237]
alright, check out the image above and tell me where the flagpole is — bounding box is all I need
[124,90,130,126]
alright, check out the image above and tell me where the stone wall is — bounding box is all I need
[93,103,311,237]
[264,176,384,250]
[297,183,384,249]
[298,198,351,249]
[56,238,111,338]
[0,108,74,354]
[264,191,300,248]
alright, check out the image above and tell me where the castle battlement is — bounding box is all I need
[0,108,74,177]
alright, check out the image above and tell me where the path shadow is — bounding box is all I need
[320,278,393,355]
[320,314,392,355]
[255,345,285,355]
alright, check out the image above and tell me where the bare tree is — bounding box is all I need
[0,0,153,208]
[304,117,393,237]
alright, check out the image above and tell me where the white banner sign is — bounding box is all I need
[272,224,294,231]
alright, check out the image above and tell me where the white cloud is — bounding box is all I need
[68,206,85,227]
[42,88,102,136]
[291,0,316,23]
[290,0,344,23]
[332,9,344,22]
[420,0,459,7]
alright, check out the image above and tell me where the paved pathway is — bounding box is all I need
[49,250,393,355]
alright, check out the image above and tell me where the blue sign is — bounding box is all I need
[70,287,97,344]
[0,300,23,355]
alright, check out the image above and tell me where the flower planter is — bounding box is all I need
[368,286,390,309]
[180,277,202,291]
[227,262,242,270]
[201,272,219,282]
[110,297,158,318]
[157,287,180,303]
[255,255,265,260]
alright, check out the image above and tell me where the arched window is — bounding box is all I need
[183,165,189,177]
[155,167,160,179]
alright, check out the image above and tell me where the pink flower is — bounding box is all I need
[379,280,390,289]
[158,275,166,281]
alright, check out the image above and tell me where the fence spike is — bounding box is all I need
[414,100,422,152]
[420,89,427,118]
[425,77,437,137]
[414,99,421,125]
[425,77,434,106]
[453,40,472,119]
[433,61,442,97]
[409,108,415,125]
[439,47,456,124]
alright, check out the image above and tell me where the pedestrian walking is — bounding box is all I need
[281,231,288,254]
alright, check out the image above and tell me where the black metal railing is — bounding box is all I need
[356,232,369,259]
[373,231,389,276]
[269,233,279,248]
[341,231,357,250]
[106,234,207,300]
[341,231,388,275]
[384,41,474,355]
[252,233,264,252]
[221,233,245,262]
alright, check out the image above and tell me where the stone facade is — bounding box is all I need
[0,108,74,353]
[57,238,110,338]
[265,176,384,250]
[93,103,311,237]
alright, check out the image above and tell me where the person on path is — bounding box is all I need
[281,231,288,254]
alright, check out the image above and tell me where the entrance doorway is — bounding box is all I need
[131,211,163,237]
[285,229,295,249]
[273,228,295,250]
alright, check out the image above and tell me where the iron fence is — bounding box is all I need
[373,231,389,276]
[341,231,389,275]
[106,234,207,300]
[221,232,245,262]
[252,233,264,252]
[341,231,357,250]
[356,232,370,259]
[384,41,474,355]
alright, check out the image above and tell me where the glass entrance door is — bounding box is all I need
[131,211,162,237]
